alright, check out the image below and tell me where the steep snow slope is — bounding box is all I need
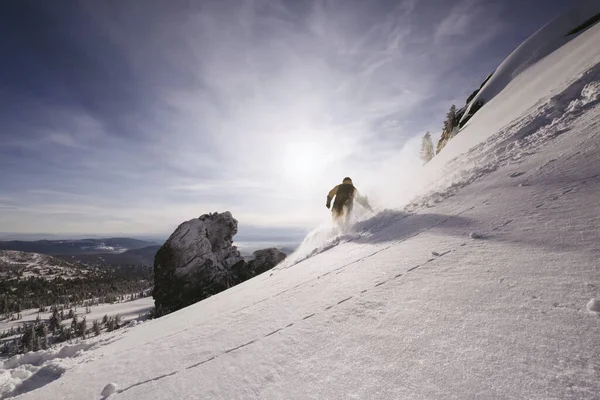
[462,0,600,124]
[4,19,600,400]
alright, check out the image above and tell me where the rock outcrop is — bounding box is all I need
[153,212,286,315]
[232,248,287,282]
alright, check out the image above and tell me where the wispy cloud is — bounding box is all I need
[0,0,567,235]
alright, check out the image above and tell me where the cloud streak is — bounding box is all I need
[0,0,573,236]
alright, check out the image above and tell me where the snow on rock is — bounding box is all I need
[153,212,245,314]
[587,298,600,313]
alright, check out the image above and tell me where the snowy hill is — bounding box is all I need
[462,0,600,125]
[2,11,600,400]
[0,251,93,281]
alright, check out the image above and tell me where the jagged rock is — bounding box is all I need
[153,212,286,315]
[153,212,244,314]
[250,248,286,272]
[233,248,286,281]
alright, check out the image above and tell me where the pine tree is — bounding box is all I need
[71,315,79,336]
[106,317,115,332]
[67,309,75,319]
[92,320,101,336]
[49,308,61,333]
[58,325,71,342]
[2,297,8,314]
[77,317,87,339]
[37,324,48,350]
[21,324,37,352]
[102,314,108,325]
[420,132,435,165]
[444,104,457,133]
[32,326,39,351]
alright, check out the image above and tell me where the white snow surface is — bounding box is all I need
[462,0,600,124]
[5,17,600,400]
[0,298,154,399]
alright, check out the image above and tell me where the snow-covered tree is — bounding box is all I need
[420,132,435,165]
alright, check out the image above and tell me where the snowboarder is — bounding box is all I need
[326,177,373,226]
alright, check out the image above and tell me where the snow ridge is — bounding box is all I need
[464,0,600,122]
[409,62,600,210]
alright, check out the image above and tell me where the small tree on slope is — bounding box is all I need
[444,104,457,134]
[92,320,101,336]
[77,317,87,339]
[420,132,435,165]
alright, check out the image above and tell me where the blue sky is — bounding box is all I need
[0,0,572,238]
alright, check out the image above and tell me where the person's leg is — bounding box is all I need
[344,201,354,225]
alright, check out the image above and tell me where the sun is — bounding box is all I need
[281,140,325,184]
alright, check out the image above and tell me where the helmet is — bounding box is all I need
[342,177,352,184]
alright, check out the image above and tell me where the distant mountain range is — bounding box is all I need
[0,238,161,256]
[0,237,296,270]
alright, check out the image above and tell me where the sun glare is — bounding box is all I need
[281,141,324,184]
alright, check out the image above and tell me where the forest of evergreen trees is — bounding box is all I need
[0,274,152,316]
[0,304,137,356]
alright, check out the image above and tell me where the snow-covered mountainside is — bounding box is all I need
[0,251,92,281]
[3,13,600,400]
[462,0,600,125]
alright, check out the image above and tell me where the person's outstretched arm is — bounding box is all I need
[355,189,373,212]
[326,185,339,209]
